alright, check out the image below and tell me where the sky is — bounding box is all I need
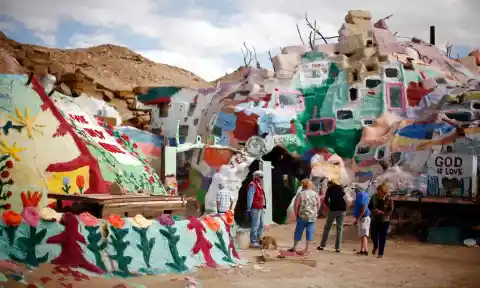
[0,0,478,81]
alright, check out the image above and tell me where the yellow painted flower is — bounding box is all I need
[129,214,153,228]
[9,107,45,139]
[0,140,26,161]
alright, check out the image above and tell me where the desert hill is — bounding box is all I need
[0,31,214,126]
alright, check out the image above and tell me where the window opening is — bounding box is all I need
[349,88,358,101]
[445,111,472,122]
[366,79,382,89]
[158,103,169,117]
[387,84,403,109]
[385,68,398,78]
[336,109,353,120]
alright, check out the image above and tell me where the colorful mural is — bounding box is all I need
[134,10,480,208]
[0,74,166,213]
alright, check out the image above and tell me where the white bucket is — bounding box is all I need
[235,229,250,249]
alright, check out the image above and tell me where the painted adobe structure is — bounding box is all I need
[131,10,480,212]
[0,75,244,279]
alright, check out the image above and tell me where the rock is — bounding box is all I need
[102,90,114,101]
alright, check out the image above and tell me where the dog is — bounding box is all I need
[259,236,278,250]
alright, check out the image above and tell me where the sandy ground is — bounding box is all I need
[138,217,480,288]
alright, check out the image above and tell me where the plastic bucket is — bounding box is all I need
[235,228,250,249]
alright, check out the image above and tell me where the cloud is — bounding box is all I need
[68,33,122,48]
[1,0,479,81]
[139,50,234,82]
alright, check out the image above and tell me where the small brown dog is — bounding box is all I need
[259,236,278,250]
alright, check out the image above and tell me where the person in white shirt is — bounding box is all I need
[216,183,233,214]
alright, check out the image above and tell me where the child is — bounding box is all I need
[288,179,321,254]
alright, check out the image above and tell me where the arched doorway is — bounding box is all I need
[234,146,310,225]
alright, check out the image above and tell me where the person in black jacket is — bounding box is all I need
[318,181,347,252]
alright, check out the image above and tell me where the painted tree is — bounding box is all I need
[30,75,109,193]
[46,213,103,274]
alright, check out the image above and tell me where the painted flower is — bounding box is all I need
[130,214,153,228]
[105,129,114,136]
[76,175,85,190]
[97,120,104,126]
[148,176,155,184]
[79,212,99,226]
[144,166,150,173]
[20,191,42,208]
[157,214,174,227]
[22,207,40,227]
[5,160,13,169]
[203,216,220,232]
[1,171,9,178]
[116,138,123,145]
[133,143,138,149]
[6,191,12,197]
[222,210,234,226]
[106,215,125,229]
[40,207,62,222]
[3,203,11,210]
[62,176,70,186]
[2,210,22,227]
[121,134,130,142]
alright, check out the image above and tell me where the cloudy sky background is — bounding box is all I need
[0,0,478,81]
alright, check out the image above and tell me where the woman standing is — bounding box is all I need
[368,182,394,258]
[288,179,321,254]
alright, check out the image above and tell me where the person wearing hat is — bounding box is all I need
[246,170,266,248]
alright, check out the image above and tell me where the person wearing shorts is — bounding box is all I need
[288,179,320,254]
[353,187,371,255]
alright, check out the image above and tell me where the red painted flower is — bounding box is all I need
[5,160,13,169]
[121,134,130,142]
[2,210,22,226]
[96,120,104,126]
[21,191,43,208]
[148,176,155,184]
[4,203,11,210]
[106,123,114,130]
[144,166,150,173]
[116,138,123,145]
[105,129,113,136]
[133,143,138,149]
[76,175,85,190]
[1,171,9,178]
[6,191,12,197]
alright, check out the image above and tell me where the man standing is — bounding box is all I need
[353,186,371,255]
[216,182,233,214]
[246,170,265,248]
[318,181,347,252]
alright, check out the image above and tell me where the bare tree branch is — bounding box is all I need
[296,23,305,45]
[445,42,453,58]
[305,13,327,44]
[240,42,253,67]
[308,31,315,50]
[252,46,261,69]
[268,50,276,72]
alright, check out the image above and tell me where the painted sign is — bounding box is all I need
[427,154,477,198]
[59,107,142,166]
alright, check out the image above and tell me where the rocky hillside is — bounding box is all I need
[0,31,212,127]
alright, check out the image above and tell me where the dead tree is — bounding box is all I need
[241,42,253,67]
[252,46,261,69]
[305,13,328,45]
[268,50,276,72]
[308,31,315,50]
[296,23,305,45]
[445,43,453,58]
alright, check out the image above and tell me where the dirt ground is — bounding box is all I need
[139,217,480,288]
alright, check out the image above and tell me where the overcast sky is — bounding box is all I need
[0,0,478,81]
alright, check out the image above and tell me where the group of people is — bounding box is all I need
[215,170,394,258]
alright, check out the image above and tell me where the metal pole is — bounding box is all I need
[429,26,435,45]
